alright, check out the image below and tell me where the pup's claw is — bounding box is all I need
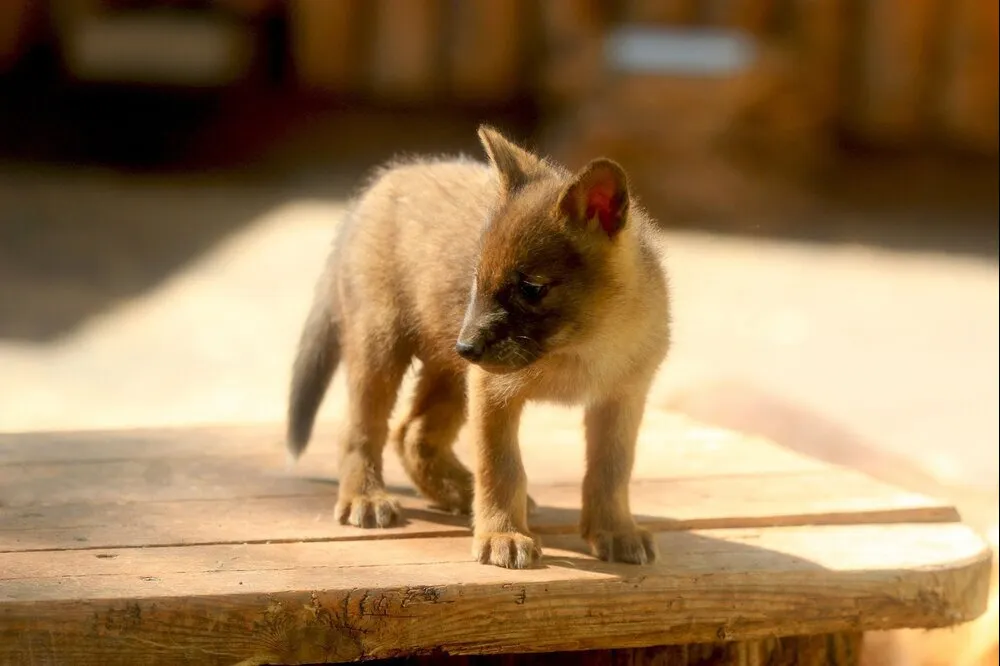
[336,493,401,528]
[473,531,541,569]
[588,527,658,565]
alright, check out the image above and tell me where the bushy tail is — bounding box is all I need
[287,280,341,461]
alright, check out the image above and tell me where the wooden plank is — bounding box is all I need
[0,444,830,505]
[0,469,956,551]
[0,455,316,507]
[794,0,845,132]
[843,0,941,146]
[447,0,525,104]
[289,0,364,94]
[622,0,699,25]
[934,0,999,154]
[691,0,777,33]
[0,423,284,463]
[368,0,443,103]
[536,0,608,103]
[0,450,831,507]
[727,0,777,34]
[0,0,33,73]
[215,0,276,18]
[0,524,990,665]
[0,410,829,477]
[0,413,838,511]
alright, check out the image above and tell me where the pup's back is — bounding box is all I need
[333,157,497,363]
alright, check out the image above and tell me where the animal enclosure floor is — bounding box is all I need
[0,412,991,665]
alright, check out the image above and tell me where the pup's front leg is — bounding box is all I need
[581,384,658,564]
[469,369,540,569]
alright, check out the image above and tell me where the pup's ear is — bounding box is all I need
[478,124,543,193]
[557,158,630,239]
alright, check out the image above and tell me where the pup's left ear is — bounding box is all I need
[478,124,544,193]
[557,158,630,239]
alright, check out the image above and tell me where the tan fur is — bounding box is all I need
[287,126,670,569]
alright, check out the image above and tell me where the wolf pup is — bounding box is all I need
[287,126,670,569]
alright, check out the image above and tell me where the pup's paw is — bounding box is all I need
[427,477,474,516]
[473,531,541,569]
[423,460,474,516]
[335,493,401,528]
[588,526,658,565]
[400,448,474,516]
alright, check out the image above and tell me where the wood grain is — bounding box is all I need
[447,0,525,103]
[845,0,941,145]
[368,0,443,102]
[0,525,989,665]
[0,468,956,551]
[0,413,840,514]
[622,0,698,25]
[0,410,830,471]
[0,420,990,664]
[0,0,32,73]
[536,0,609,104]
[289,0,363,94]
[795,0,845,132]
[934,0,999,153]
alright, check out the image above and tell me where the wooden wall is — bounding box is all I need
[1,0,996,157]
[290,0,998,157]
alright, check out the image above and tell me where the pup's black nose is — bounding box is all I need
[455,339,484,361]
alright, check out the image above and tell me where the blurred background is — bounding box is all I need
[0,1,996,520]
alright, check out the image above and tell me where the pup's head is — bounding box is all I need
[455,125,634,372]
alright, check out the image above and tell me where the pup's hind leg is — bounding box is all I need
[336,329,410,528]
[393,364,473,515]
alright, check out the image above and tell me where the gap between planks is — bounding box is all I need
[0,468,957,553]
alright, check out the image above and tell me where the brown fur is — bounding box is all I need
[287,126,670,569]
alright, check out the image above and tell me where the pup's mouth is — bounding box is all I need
[462,346,542,374]
[455,331,543,373]
[474,360,530,375]
[488,346,544,373]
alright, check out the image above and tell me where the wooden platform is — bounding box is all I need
[0,409,992,665]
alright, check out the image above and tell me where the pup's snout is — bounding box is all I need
[455,338,485,362]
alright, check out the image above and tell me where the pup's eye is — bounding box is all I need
[517,277,549,303]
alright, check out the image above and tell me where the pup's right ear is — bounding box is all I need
[557,158,630,239]
[478,125,543,193]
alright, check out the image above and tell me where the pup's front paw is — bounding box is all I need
[428,476,474,516]
[473,531,541,569]
[587,526,658,564]
[397,444,474,515]
[335,492,401,528]
[421,458,475,516]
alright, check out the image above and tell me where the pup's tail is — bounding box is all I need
[286,270,341,462]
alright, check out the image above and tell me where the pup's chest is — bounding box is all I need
[525,351,633,405]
